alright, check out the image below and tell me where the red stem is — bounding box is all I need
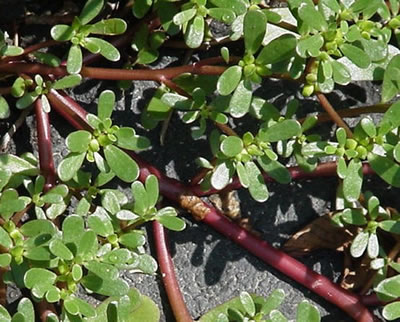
[48,92,377,321]
[0,62,227,82]
[35,98,56,191]
[153,221,193,322]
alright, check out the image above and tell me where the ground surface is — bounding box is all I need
[1,2,398,321]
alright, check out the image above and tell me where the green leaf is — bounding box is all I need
[90,18,127,35]
[229,79,252,118]
[220,47,229,64]
[24,246,54,261]
[296,300,320,322]
[116,127,150,151]
[382,55,400,103]
[67,45,83,74]
[343,159,363,202]
[236,161,249,188]
[208,8,236,24]
[66,130,91,153]
[0,96,9,119]
[217,66,242,96]
[240,291,255,317]
[62,215,84,245]
[131,181,148,215]
[331,60,351,85]
[368,153,400,187]
[340,43,371,69]
[383,302,400,320]
[135,254,157,274]
[260,120,301,142]
[173,9,196,25]
[52,74,82,90]
[132,0,152,18]
[33,51,61,67]
[17,298,34,322]
[246,161,269,202]
[375,275,400,298]
[0,254,11,267]
[298,2,327,32]
[381,100,400,129]
[257,156,291,184]
[49,239,74,260]
[16,92,38,109]
[88,288,160,322]
[360,117,376,137]
[0,226,12,249]
[20,219,56,237]
[24,268,57,289]
[82,273,129,296]
[145,175,159,208]
[85,37,120,61]
[184,15,204,49]
[0,154,38,176]
[104,145,139,182]
[379,220,400,234]
[256,34,296,65]
[50,25,74,41]
[220,136,243,157]
[0,305,11,322]
[211,162,234,190]
[102,191,120,214]
[243,10,267,55]
[341,208,367,226]
[367,232,379,258]
[350,231,369,258]
[119,232,146,249]
[79,0,104,25]
[57,152,86,181]
[156,214,186,231]
[97,90,115,120]
[77,230,97,260]
[297,34,324,58]
[88,207,114,237]
[85,261,118,280]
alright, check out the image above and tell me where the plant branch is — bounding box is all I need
[153,221,193,322]
[0,87,11,95]
[35,98,56,190]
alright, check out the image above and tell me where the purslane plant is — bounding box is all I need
[3,0,400,321]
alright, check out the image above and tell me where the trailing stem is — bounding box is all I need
[153,221,193,322]
[48,92,377,321]
[35,98,56,191]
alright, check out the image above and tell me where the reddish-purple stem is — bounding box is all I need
[153,221,193,322]
[48,92,377,321]
[35,98,56,191]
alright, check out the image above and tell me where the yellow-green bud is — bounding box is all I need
[302,84,315,97]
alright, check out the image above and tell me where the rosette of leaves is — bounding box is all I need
[200,289,320,322]
[116,174,186,232]
[200,112,302,202]
[23,175,69,219]
[216,8,272,118]
[286,0,392,96]
[50,0,127,74]
[172,0,243,48]
[161,87,229,139]
[57,90,150,183]
[302,104,400,202]
[11,74,81,112]
[331,191,395,260]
